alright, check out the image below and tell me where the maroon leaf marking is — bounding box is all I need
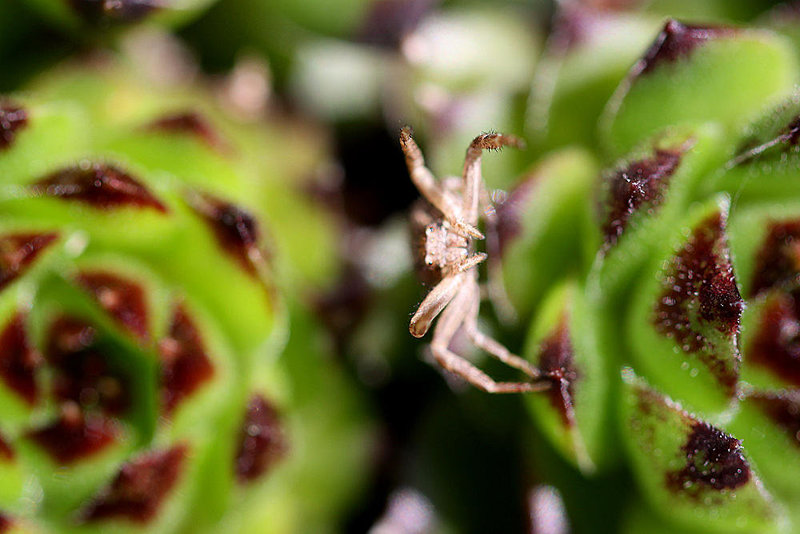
[81,445,187,524]
[47,318,129,415]
[732,116,800,167]
[748,289,800,387]
[548,1,639,52]
[635,20,738,77]
[68,0,161,25]
[0,232,58,291]
[750,391,800,448]
[158,306,214,415]
[235,395,287,483]
[189,193,263,275]
[750,220,800,298]
[145,111,226,151]
[0,102,27,150]
[314,265,371,350]
[666,421,751,494]
[601,147,684,248]
[494,176,538,257]
[781,116,800,147]
[653,210,743,393]
[548,2,595,51]
[358,0,434,48]
[0,313,41,405]
[27,403,117,464]
[538,316,579,427]
[0,514,11,533]
[0,431,14,461]
[579,0,640,9]
[77,272,149,341]
[32,163,167,212]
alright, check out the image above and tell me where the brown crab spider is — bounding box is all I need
[400,127,550,394]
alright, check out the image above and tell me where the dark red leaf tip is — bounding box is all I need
[732,116,800,167]
[358,0,433,48]
[46,317,129,415]
[750,220,800,298]
[158,305,214,415]
[189,193,264,275]
[494,177,538,257]
[0,232,58,291]
[145,111,227,151]
[538,316,579,427]
[780,116,800,147]
[636,20,738,77]
[653,210,743,393]
[81,445,187,524]
[748,289,800,388]
[666,421,751,494]
[0,313,41,406]
[548,1,640,52]
[0,431,14,461]
[750,391,800,448]
[0,102,27,151]
[47,317,97,357]
[602,147,685,248]
[27,403,118,464]
[235,395,287,483]
[77,271,149,341]
[68,0,162,26]
[0,513,12,533]
[32,163,167,212]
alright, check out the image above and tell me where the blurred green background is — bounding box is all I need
[1,0,798,533]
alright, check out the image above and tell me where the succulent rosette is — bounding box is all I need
[489,10,800,533]
[0,54,371,533]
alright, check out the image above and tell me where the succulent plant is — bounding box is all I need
[0,52,372,533]
[490,11,800,533]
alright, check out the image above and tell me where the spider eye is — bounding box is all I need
[426,259,433,266]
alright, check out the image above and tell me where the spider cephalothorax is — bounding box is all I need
[401,127,550,393]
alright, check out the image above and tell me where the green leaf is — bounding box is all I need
[601,21,796,157]
[523,281,613,473]
[628,196,742,415]
[499,148,598,320]
[591,124,726,301]
[727,390,800,505]
[527,7,661,152]
[728,203,800,391]
[620,370,783,533]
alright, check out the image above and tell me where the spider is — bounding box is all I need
[400,126,550,393]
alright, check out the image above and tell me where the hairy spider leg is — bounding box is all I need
[454,252,487,274]
[409,272,466,338]
[409,253,488,338]
[462,133,525,225]
[463,286,543,380]
[400,127,483,239]
[431,273,545,394]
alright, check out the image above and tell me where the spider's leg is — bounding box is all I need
[410,272,466,338]
[400,127,483,239]
[453,252,487,274]
[431,279,549,394]
[462,132,524,225]
[463,284,541,380]
[451,220,484,240]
